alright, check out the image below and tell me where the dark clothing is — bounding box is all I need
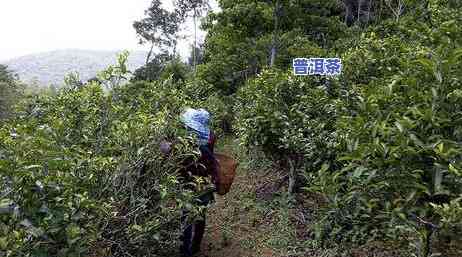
[180,131,217,257]
[199,144,219,188]
[179,131,219,188]
[180,191,214,257]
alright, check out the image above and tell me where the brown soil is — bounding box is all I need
[197,144,280,257]
[196,141,462,257]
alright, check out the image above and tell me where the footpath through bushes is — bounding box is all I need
[2,2,462,257]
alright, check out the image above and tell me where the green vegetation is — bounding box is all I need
[234,1,462,256]
[0,65,23,120]
[2,0,462,257]
[0,59,212,256]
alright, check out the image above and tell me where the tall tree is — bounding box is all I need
[187,43,205,67]
[174,0,210,73]
[133,0,182,64]
[270,0,282,67]
[197,0,345,94]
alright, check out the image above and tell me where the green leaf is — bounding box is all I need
[416,58,435,73]
[131,224,143,232]
[394,121,404,133]
[24,165,42,170]
[448,164,461,176]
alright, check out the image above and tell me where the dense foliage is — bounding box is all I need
[0,65,23,120]
[2,0,462,256]
[235,70,338,183]
[0,60,212,256]
[198,0,346,94]
[234,1,462,256]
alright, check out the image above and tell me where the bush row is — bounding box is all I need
[234,3,462,255]
[0,66,213,256]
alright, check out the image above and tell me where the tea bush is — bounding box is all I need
[235,2,462,255]
[311,1,462,245]
[235,69,340,195]
[0,60,206,256]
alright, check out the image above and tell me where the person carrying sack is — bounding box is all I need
[160,108,218,257]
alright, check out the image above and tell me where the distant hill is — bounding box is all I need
[2,49,148,87]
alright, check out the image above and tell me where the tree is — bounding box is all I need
[174,0,210,73]
[187,43,204,67]
[133,0,181,64]
[159,57,191,83]
[132,51,173,82]
[197,0,345,94]
[269,0,282,68]
[0,65,23,119]
[0,64,16,84]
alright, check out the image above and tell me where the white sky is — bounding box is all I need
[0,0,212,61]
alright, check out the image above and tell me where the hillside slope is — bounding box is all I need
[2,49,147,86]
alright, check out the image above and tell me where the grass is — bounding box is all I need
[202,136,422,257]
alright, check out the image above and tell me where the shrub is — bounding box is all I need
[0,61,205,256]
[235,69,340,194]
[308,5,462,254]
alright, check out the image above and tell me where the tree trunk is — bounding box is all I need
[385,0,404,22]
[146,43,155,65]
[270,0,280,68]
[366,0,372,24]
[173,37,178,57]
[193,7,197,74]
[397,0,404,22]
[342,0,349,24]
[288,158,296,195]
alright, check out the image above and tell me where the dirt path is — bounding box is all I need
[195,140,417,257]
[197,142,277,257]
